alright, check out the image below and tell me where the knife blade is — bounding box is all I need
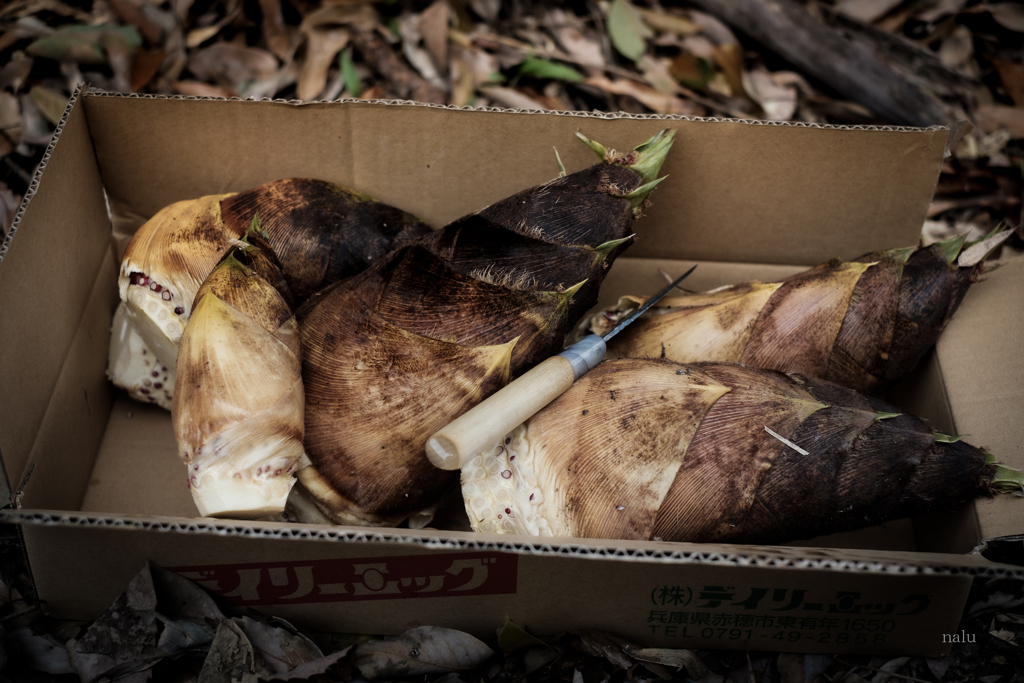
[424,265,697,470]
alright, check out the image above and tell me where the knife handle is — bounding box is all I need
[426,335,607,470]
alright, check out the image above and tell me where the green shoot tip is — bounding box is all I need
[933,232,969,265]
[576,131,607,161]
[875,412,901,421]
[934,432,963,443]
[990,461,1024,495]
[620,176,666,210]
[554,147,566,178]
[561,279,587,301]
[246,212,269,240]
[884,246,916,264]
[594,235,634,260]
[627,128,676,184]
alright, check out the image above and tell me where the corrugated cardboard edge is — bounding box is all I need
[3,510,1022,579]
[82,88,949,133]
[0,84,90,504]
[0,84,88,266]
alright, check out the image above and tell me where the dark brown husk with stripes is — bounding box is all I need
[219,178,431,301]
[583,237,982,395]
[460,358,1017,544]
[110,177,429,411]
[295,130,676,526]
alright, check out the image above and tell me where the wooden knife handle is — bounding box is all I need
[425,355,576,470]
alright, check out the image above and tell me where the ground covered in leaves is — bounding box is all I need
[2,0,1024,680]
[1,0,1023,242]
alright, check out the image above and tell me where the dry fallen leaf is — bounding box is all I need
[354,626,494,680]
[131,47,165,91]
[709,42,745,100]
[259,0,292,61]
[66,563,222,683]
[635,7,700,37]
[0,30,17,52]
[870,656,912,683]
[496,616,551,653]
[302,4,378,35]
[743,67,798,121]
[958,228,1014,267]
[835,0,905,23]
[988,2,1024,32]
[398,12,448,94]
[586,75,701,115]
[419,0,450,76]
[621,645,709,679]
[199,619,269,682]
[7,626,76,675]
[669,51,709,89]
[937,25,975,73]
[479,84,548,109]
[235,616,324,673]
[0,180,19,237]
[297,26,349,101]
[571,632,633,670]
[187,42,279,90]
[171,79,236,98]
[449,46,478,106]
[16,92,52,145]
[547,8,605,71]
[186,24,221,48]
[915,0,970,23]
[0,92,22,146]
[27,85,67,125]
[263,648,352,682]
[974,104,1024,138]
[992,59,1024,107]
[636,54,681,95]
[108,0,165,45]
[0,51,34,92]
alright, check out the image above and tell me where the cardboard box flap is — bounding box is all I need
[4,513,986,656]
[935,258,1024,542]
[0,87,113,501]
[82,92,948,267]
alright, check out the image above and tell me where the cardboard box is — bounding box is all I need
[1,87,1022,658]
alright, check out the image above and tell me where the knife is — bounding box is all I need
[425,264,697,470]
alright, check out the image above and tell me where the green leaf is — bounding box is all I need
[517,57,584,83]
[497,616,552,653]
[340,47,361,98]
[606,0,651,61]
[27,25,141,64]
